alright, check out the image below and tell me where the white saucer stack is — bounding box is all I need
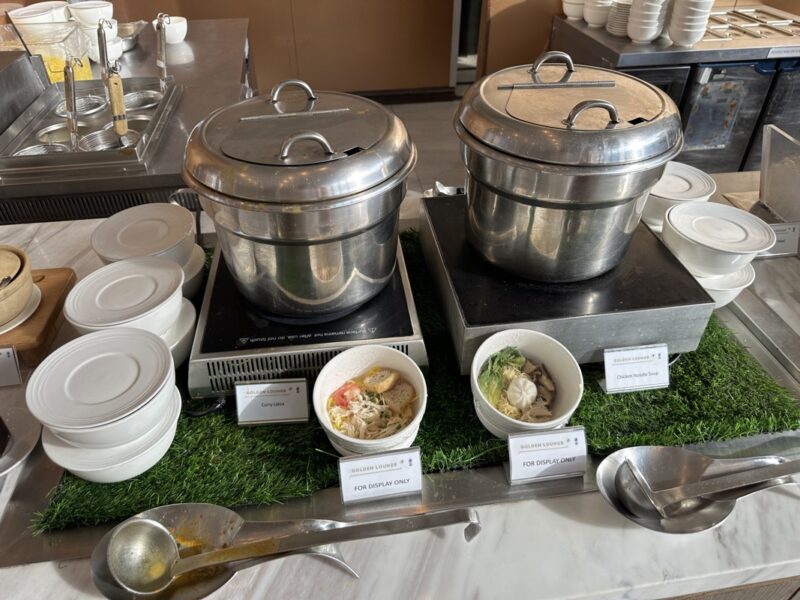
[91,203,204,299]
[606,0,632,37]
[627,0,665,43]
[668,0,713,47]
[584,0,612,28]
[26,328,181,483]
[64,256,196,367]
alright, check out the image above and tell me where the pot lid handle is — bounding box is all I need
[270,79,318,103]
[563,99,620,129]
[279,130,340,160]
[529,51,575,75]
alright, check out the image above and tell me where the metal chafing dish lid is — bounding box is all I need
[183,79,415,203]
[457,52,683,167]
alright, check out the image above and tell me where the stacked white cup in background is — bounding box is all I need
[627,0,665,44]
[606,0,632,37]
[563,0,586,21]
[584,0,613,28]
[668,0,713,47]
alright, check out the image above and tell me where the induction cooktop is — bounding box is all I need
[420,195,715,374]
[188,247,427,399]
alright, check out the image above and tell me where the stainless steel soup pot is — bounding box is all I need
[182,80,416,318]
[454,51,683,282]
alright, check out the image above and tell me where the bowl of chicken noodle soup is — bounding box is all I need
[471,329,584,439]
[313,345,427,456]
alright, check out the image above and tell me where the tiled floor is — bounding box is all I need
[385,100,465,222]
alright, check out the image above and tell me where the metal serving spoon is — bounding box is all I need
[108,507,481,595]
[92,503,359,600]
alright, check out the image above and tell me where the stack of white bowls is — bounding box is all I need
[584,0,613,28]
[64,256,196,367]
[8,1,70,24]
[606,0,632,37]
[642,161,716,232]
[668,0,713,47]
[627,0,665,44]
[26,328,181,483]
[662,203,776,308]
[67,1,122,63]
[92,203,204,299]
[563,0,586,21]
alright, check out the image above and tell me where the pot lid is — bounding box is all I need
[183,80,415,202]
[457,52,683,166]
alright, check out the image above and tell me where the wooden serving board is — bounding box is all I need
[0,268,76,367]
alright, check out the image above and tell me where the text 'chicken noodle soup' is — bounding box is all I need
[326,367,417,440]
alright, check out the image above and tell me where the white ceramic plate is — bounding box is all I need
[65,256,183,327]
[666,203,776,254]
[0,284,41,336]
[41,387,180,472]
[162,298,196,366]
[91,203,194,262]
[26,328,173,429]
[696,263,756,291]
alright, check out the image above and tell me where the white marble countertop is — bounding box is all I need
[1,213,800,600]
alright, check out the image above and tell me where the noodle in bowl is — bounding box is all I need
[313,345,427,456]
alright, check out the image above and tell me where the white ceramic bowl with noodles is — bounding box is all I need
[313,345,427,456]
[471,329,584,439]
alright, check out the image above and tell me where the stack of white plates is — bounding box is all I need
[26,328,181,483]
[584,0,612,28]
[606,0,632,37]
[668,0,713,47]
[64,256,196,366]
[662,203,776,307]
[563,0,586,21]
[642,161,716,232]
[91,203,204,299]
[627,0,665,44]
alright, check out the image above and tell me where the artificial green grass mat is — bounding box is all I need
[34,232,800,532]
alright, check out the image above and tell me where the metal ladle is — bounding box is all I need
[108,508,481,595]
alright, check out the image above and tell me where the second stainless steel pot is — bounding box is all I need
[455,51,684,282]
[183,80,416,319]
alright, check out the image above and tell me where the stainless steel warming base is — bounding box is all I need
[187,246,428,399]
[420,196,714,375]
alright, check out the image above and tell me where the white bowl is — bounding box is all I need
[47,368,175,448]
[695,264,756,309]
[92,203,195,265]
[470,329,584,440]
[162,298,196,367]
[563,1,585,20]
[584,6,611,27]
[8,3,56,23]
[68,0,113,26]
[65,257,185,337]
[152,15,187,44]
[662,203,776,277]
[42,386,181,483]
[88,35,123,64]
[181,244,206,298]
[667,26,706,47]
[313,345,427,456]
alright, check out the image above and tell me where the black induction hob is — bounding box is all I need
[419,195,715,373]
[188,246,428,399]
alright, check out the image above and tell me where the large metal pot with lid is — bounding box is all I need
[182,80,416,320]
[455,51,684,282]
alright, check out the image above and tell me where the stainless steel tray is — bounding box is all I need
[0,76,182,184]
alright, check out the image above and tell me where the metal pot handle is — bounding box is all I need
[530,51,575,74]
[270,79,318,103]
[563,100,620,128]
[279,131,335,160]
